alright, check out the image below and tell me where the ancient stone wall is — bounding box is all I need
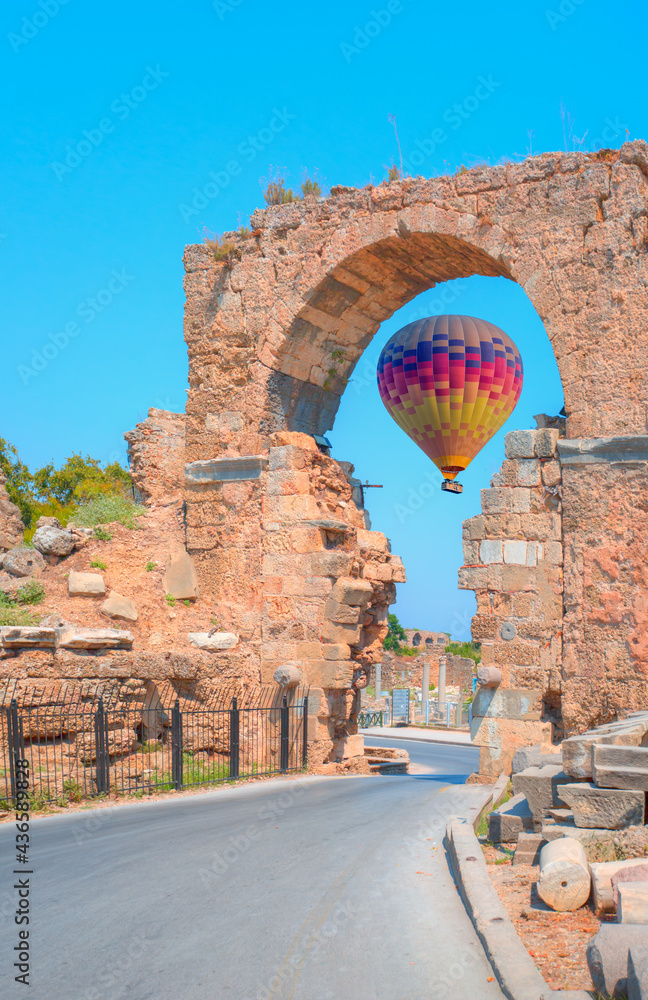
[460,428,563,777]
[380,650,474,692]
[559,437,648,732]
[462,425,648,778]
[124,409,187,506]
[7,144,648,775]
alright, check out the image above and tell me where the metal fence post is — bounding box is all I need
[94,699,110,794]
[230,697,240,780]
[7,699,24,801]
[171,699,183,790]
[280,695,289,773]
[302,695,308,769]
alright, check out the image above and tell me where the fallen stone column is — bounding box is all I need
[537,836,591,911]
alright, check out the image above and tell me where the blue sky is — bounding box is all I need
[0,0,645,636]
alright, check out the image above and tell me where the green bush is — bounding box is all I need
[16,580,45,605]
[0,437,132,535]
[146,561,157,572]
[301,171,322,198]
[90,559,107,570]
[62,779,83,803]
[0,583,44,624]
[165,594,176,607]
[74,495,145,530]
[0,605,40,627]
[93,526,112,541]
[262,168,294,205]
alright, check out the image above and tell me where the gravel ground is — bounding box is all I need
[482,842,605,992]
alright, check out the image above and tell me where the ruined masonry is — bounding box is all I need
[4,141,648,773]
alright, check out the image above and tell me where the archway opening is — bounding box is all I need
[324,274,564,639]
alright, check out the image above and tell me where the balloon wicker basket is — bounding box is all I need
[441,480,463,495]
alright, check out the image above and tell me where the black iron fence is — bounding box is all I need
[0,688,308,805]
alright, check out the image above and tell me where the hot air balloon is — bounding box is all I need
[377,315,523,494]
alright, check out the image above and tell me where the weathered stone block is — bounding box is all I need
[324,599,361,625]
[594,745,648,791]
[333,734,364,760]
[559,782,645,830]
[457,565,488,590]
[512,744,542,773]
[321,643,351,660]
[488,792,533,842]
[504,540,527,565]
[463,515,485,540]
[628,946,648,1000]
[317,660,354,688]
[321,620,361,645]
[480,539,503,563]
[481,488,511,513]
[101,592,138,622]
[534,428,560,458]
[310,551,352,578]
[510,488,532,514]
[516,459,541,487]
[587,925,648,999]
[512,764,573,825]
[512,831,545,865]
[187,632,238,650]
[472,687,542,721]
[541,459,562,487]
[613,865,648,914]
[591,859,648,913]
[3,547,46,578]
[329,577,373,606]
[0,626,57,648]
[68,571,106,597]
[58,628,133,649]
[505,430,536,459]
[163,550,199,600]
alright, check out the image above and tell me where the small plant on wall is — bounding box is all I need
[323,348,348,391]
[261,167,294,206]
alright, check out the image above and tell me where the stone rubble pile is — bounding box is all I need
[487,713,648,997]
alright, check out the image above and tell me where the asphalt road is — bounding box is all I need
[1,739,504,1000]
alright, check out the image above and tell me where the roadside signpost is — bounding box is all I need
[391,688,410,724]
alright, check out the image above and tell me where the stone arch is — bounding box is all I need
[184,141,648,464]
[180,143,648,772]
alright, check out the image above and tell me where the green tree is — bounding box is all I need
[0,438,36,527]
[0,439,133,534]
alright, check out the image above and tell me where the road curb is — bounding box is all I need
[445,815,591,1000]
[361,729,473,748]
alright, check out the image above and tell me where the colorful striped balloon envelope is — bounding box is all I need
[377,315,523,490]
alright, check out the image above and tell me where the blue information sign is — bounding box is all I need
[391,689,410,723]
